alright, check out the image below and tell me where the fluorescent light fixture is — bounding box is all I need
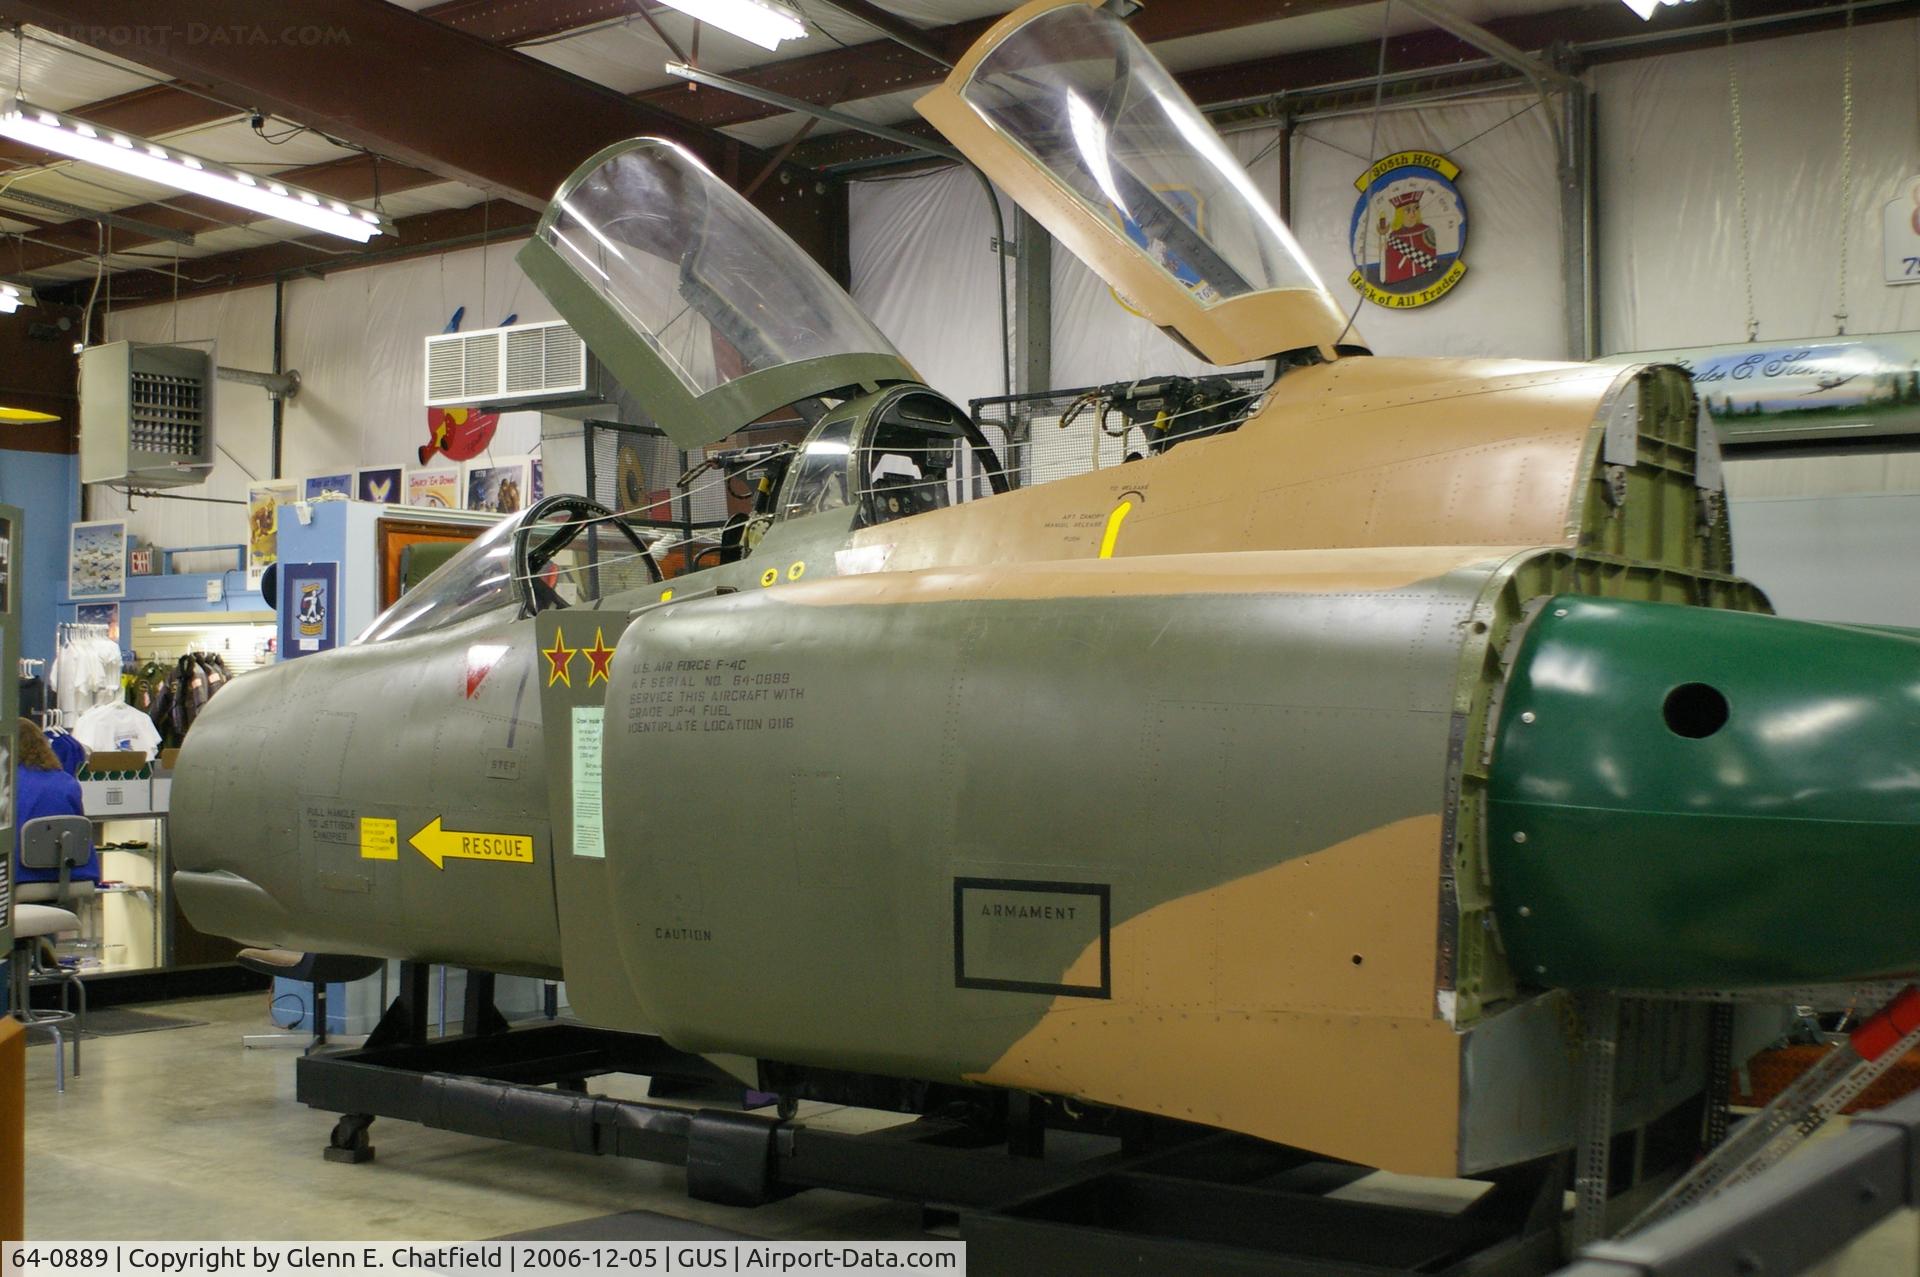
[0,282,29,313]
[654,0,806,50]
[1620,0,1695,19]
[0,97,392,242]
[149,620,274,633]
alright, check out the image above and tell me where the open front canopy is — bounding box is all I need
[917,0,1357,365]
[519,138,920,449]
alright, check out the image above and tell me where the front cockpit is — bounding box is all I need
[357,496,660,644]
[505,136,1011,594]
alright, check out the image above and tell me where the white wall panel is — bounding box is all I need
[1596,20,1920,354]
[850,165,1011,407]
[1289,96,1566,359]
[102,240,549,552]
[1730,491,1920,626]
[97,286,277,558]
[278,238,549,478]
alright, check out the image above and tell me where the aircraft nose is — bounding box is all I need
[1486,596,1920,991]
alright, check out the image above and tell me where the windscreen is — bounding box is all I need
[357,513,526,644]
[958,4,1326,308]
[541,140,903,396]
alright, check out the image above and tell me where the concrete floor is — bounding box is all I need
[20,992,929,1241]
[16,991,1920,1273]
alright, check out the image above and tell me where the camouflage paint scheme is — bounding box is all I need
[170,0,1920,1182]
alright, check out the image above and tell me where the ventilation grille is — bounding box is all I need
[128,370,207,460]
[426,339,466,402]
[425,321,590,407]
[462,332,500,399]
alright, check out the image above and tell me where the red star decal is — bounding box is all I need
[542,628,575,688]
[584,628,616,686]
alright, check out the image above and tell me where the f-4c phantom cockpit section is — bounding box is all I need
[167,0,1920,1247]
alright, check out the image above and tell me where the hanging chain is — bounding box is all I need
[1836,2,1855,335]
[1725,0,1759,342]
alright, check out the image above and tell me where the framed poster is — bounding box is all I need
[463,456,532,515]
[75,601,120,642]
[0,511,11,614]
[304,472,353,501]
[355,466,404,504]
[407,467,460,509]
[279,561,340,657]
[68,519,126,600]
[531,458,544,504]
[247,481,297,589]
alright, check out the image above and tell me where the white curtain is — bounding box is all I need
[1289,95,1567,359]
[851,102,1566,393]
[102,239,549,551]
[1596,20,1920,353]
[850,164,1012,408]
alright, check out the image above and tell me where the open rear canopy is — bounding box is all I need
[519,138,920,449]
[917,0,1357,365]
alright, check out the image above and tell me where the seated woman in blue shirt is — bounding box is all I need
[14,717,98,887]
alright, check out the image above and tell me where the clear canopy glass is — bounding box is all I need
[357,511,527,644]
[541,140,903,395]
[958,3,1327,308]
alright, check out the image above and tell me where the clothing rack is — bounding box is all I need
[51,622,122,729]
[56,622,109,642]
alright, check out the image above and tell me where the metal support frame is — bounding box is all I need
[1013,207,1052,398]
[0,189,196,246]
[1572,992,1623,1250]
[662,63,963,165]
[1396,0,1594,359]
[297,968,1577,1274]
[806,0,951,67]
[1557,68,1596,360]
[1561,1091,1920,1277]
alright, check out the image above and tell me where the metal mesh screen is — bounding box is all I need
[971,372,1268,490]
[585,422,689,525]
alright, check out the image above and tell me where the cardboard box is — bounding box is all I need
[157,748,181,773]
[81,750,148,776]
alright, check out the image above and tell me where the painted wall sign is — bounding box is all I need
[1349,150,1469,309]
[1600,332,1920,445]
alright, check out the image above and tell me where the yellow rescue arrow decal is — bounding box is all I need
[408,817,535,870]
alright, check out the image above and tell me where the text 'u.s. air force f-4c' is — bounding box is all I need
[171,0,1920,1207]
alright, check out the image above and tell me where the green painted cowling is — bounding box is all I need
[1489,595,1920,990]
